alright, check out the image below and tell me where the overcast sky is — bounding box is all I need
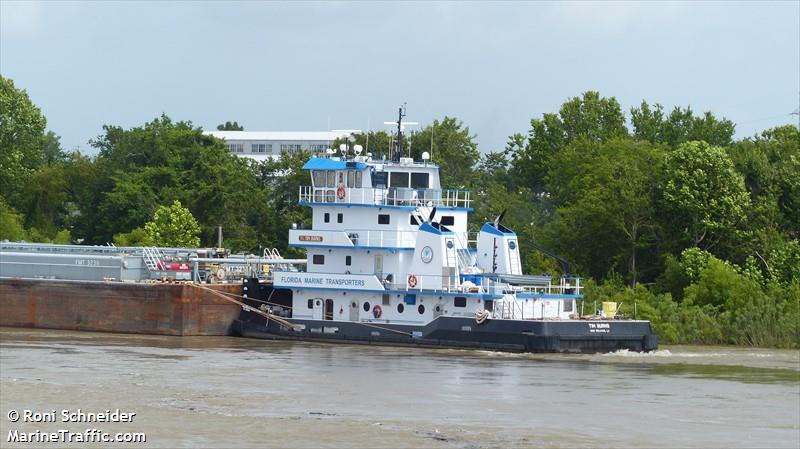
[1,1,798,154]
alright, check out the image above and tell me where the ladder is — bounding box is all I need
[456,249,474,271]
[508,245,522,275]
[142,247,165,272]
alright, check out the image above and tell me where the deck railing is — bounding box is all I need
[299,186,471,209]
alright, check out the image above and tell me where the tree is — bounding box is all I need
[0,76,46,207]
[409,117,480,188]
[0,196,27,241]
[545,138,663,284]
[87,114,263,248]
[631,102,735,148]
[333,131,395,160]
[217,121,244,131]
[662,141,749,250]
[509,91,627,191]
[42,131,67,166]
[144,200,201,247]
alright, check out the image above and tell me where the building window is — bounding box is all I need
[410,172,429,189]
[345,256,351,266]
[454,297,467,308]
[440,216,455,226]
[337,213,343,223]
[309,144,327,153]
[280,143,303,154]
[251,143,272,153]
[227,143,244,153]
[324,213,330,223]
[312,254,325,265]
[378,214,390,225]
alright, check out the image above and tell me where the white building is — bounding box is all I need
[205,130,360,162]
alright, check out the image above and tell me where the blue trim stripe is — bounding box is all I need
[276,284,502,300]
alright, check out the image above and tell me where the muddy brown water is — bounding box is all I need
[1,327,798,448]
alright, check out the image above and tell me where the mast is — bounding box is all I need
[394,104,406,162]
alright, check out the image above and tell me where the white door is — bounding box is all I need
[312,298,323,320]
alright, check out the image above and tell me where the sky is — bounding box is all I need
[1,1,798,154]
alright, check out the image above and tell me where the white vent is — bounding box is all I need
[400,157,414,165]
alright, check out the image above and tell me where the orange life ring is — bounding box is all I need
[408,274,418,288]
[336,185,346,200]
[372,304,382,319]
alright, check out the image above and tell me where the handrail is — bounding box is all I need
[298,186,471,209]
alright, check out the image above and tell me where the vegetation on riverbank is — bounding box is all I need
[1,75,798,347]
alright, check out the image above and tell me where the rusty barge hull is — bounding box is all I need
[0,278,242,336]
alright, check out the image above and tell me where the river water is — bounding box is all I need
[1,327,798,448]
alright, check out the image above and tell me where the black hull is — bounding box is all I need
[236,280,658,353]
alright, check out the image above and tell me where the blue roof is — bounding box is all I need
[419,222,453,235]
[481,222,516,236]
[302,158,367,170]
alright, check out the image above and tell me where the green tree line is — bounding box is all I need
[1,76,797,347]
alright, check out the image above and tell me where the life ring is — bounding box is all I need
[408,274,418,288]
[336,184,346,200]
[372,304,382,319]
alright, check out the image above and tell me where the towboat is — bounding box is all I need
[235,109,658,353]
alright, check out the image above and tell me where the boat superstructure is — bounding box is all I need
[237,109,658,352]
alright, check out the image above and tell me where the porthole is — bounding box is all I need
[435,305,441,312]
[418,304,425,314]
[363,302,371,312]
[397,303,404,313]
[351,301,357,308]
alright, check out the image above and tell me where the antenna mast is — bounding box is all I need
[394,104,406,162]
[384,104,417,162]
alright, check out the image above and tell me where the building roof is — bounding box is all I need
[205,130,359,141]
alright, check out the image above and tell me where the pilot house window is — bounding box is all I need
[390,172,409,188]
[454,297,467,308]
[410,172,429,189]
